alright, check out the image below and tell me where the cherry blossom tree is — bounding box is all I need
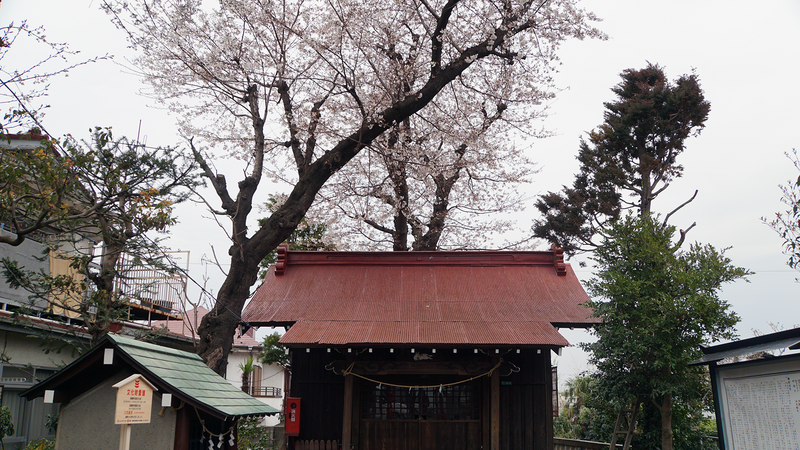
[316,69,543,251]
[103,0,603,374]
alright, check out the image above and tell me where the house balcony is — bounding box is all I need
[116,251,189,323]
[123,297,183,322]
[243,386,282,398]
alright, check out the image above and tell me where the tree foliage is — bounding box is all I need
[317,113,538,250]
[554,373,602,440]
[237,417,278,450]
[259,332,289,367]
[763,148,800,272]
[1,133,79,246]
[533,64,710,255]
[554,371,719,449]
[103,0,603,374]
[535,64,737,450]
[21,439,55,450]
[239,355,256,396]
[553,373,631,443]
[1,128,198,344]
[0,405,13,450]
[584,215,748,450]
[258,195,336,279]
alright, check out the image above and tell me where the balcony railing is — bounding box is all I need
[243,386,282,398]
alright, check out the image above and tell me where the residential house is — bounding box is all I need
[1,132,191,447]
[0,264,193,450]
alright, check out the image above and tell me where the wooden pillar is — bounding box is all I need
[491,363,500,450]
[482,376,491,450]
[342,374,354,449]
[173,404,191,450]
[544,352,554,450]
[230,419,239,450]
[351,377,361,447]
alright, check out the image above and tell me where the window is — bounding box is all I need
[250,366,262,394]
[362,381,479,421]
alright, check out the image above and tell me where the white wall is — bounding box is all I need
[227,348,285,427]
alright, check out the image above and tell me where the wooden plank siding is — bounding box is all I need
[499,349,553,450]
[295,440,339,450]
[291,348,555,450]
[357,420,481,450]
[290,350,345,442]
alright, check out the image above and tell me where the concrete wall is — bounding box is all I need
[0,330,78,368]
[0,238,49,307]
[56,370,177,450]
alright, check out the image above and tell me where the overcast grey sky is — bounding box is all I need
[3,1,799,381]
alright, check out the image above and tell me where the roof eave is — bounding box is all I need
[22,335,275,419]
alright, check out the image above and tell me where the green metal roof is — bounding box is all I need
[22,333,279,419]
[107,334,279,418]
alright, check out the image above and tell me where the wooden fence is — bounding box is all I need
[554,437,626,450]
[292,438,617,450]
[294,440,339,450]
[291,438,616,450]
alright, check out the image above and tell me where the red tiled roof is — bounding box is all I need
[243,247,595,347]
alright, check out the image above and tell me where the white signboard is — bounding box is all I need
[113,374,156,425]
[716,357,800,450]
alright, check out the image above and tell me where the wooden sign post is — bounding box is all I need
[112,374,157,450]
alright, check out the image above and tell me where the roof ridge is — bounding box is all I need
[108,333,203,361]
[274,245,567,276]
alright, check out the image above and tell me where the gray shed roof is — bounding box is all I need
[23,333,278,418]
[690,326,800,366]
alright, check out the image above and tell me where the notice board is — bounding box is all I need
[113,374,156,425]
[714,355,800,450]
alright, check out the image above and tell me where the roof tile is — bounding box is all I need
[110,335,277,417]
[244,250,595,347]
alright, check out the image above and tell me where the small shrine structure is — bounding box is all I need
[23,333,278,449]
[243,245,596,450]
